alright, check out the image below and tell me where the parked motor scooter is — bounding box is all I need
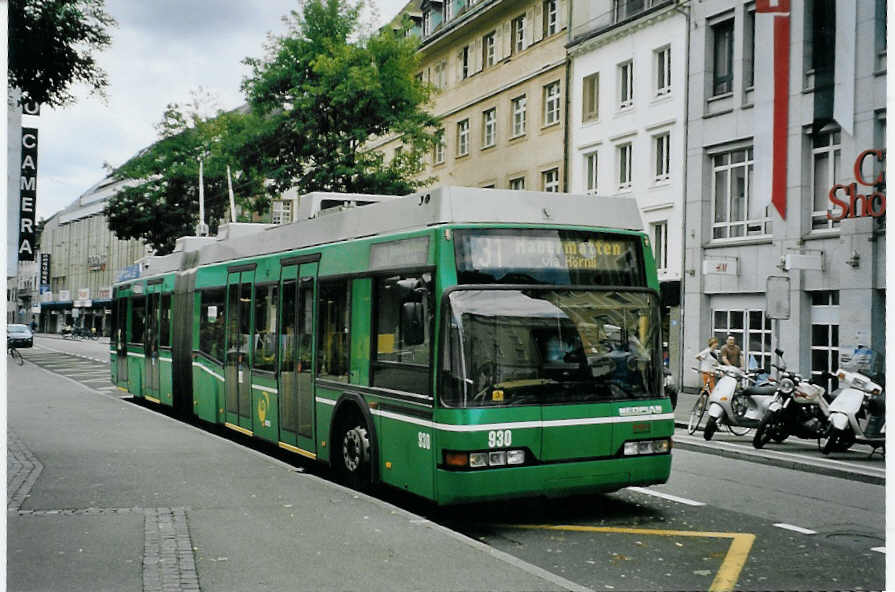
[752,349,830,448]
[820,347,885,456]
[703,365,777,441]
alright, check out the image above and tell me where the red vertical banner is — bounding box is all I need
[771,15,790,219]
[756,0,791,220]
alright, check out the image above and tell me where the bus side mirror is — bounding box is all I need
[400,302,425,346]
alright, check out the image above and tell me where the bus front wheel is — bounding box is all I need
[337,419,371,489]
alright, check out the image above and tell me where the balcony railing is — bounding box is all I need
[571,0,673,42]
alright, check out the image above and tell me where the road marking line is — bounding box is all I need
[502,524,754,592]
[871,547,885,553]
[627,486,706,506]
[772,523,816,535]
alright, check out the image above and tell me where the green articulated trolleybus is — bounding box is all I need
[111,187,673,504]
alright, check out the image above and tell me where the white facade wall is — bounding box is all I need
[568,4,687,285]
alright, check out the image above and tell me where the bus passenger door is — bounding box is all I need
[116,295,128,387]
[277,262,318,455]
[145,292,160,399]
[225,269,255,431]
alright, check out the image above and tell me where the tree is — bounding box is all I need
[8,0,116,107]
[105,100,268,255]
[240,0,440,196]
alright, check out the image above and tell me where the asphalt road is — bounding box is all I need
[12,339,888,591]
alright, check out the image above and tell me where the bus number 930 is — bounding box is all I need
[488,430,512,448]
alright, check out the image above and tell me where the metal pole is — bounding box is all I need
[227,165,236,223]
[196,158,208,236]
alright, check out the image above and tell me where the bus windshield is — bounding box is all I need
[441,289,661,407]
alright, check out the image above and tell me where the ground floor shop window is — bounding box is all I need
[712,308,771,370]
[809,290,839,392]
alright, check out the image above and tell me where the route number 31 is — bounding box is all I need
[488,429,512,448]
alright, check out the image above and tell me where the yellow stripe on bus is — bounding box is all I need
[225,422,253,437]
[144,396,161,404]
[278,441,317,460]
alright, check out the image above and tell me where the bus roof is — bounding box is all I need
[134,187,644,278]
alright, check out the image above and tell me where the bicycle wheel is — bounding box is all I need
[727,422,751,436]
[687,391,709,435]
[9,347,23,366]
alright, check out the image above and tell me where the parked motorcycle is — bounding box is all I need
[819,347,885,456]
[752,349,830,448]
[703,365,777,441]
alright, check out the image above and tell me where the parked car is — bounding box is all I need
[7,324,33,348]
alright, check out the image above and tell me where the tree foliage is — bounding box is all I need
[8,0,116,107]
[241,0,440,196]
[105,100,268,255]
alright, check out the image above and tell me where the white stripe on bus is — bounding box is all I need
[253,384,278,394]
[191,362,225,382]
[313,396,673,432]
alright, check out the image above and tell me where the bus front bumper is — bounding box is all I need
[434,453,671,505]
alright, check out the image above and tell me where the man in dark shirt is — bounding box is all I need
[720,335,743,368]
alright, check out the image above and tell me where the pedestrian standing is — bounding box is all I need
[696,337,719,390]
[720,335,743,369]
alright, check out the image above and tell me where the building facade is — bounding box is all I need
[38,175,148,334]
[682,0,886,388]
[567,0,687,373]
[377,0,570,192]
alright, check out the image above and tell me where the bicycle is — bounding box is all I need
[687,368,712,434]
[8,343,23,366]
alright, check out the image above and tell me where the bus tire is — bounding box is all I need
[334,408,373,490]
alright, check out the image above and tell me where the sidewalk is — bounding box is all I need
[8,361,579,592]
[672,391,885,485]
[35,331,110,344]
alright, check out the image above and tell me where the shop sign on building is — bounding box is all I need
[74,288,92,308]
[58,290,71,302]
[97,286,112,300]
[702,258,738,276]
[87,254,107,271]
[117,264,140,282]
[39,253,50,289]
[39,290,52,303]
[828,149,886,221]
[18,128,38,261]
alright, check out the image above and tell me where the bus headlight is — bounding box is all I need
[469,452,488,468]
[507,450,526,465]
[488,451,507,466]
[444,449,527,469]
[623,438,671,456]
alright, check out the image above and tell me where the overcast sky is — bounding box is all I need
[27,0,408,221]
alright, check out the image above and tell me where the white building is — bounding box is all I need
[568,0,688,373]
[682,0,886,388]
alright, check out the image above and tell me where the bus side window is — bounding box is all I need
[317,280,350,382]
[371,272,432,394]
[199,287,226,362]
[160,294,172,348]
[131,296,146,345]
[253,283,278,372]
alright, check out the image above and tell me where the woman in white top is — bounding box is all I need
[696,337,719,391]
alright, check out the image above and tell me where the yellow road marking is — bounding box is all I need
[502,524,755,592]
[278,441,317,460]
